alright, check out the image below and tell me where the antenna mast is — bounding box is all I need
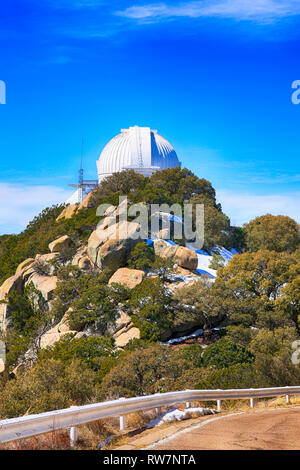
[79,138,84,186]
[69,138,98,204]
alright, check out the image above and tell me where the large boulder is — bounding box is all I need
[25,273,57,301]
[157,228,171,239]
[78,256,93,270]
[72,246,94,271]
[174,247,198,270]
[78,190,97,210]
[0,273,23,331]
[88,220,141,270]
[108,268,145,289]
[35,253,59,263]
[153,239,178,259]
[34,252,60,276]
[15,258,35,275]
[104,205,116,217]
[114,324,140,348]
[40,314,84,349]
[48,235,72,253]
[56,204,79,221]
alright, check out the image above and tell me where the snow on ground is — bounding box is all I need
[146,233,239,281]
[163,328,204,345]
[195,253,216,278]
[147,407,218,428]
[162,325,225,345]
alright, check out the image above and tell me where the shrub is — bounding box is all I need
[202,338,254,369]
[127,242,155,271]
[0,359,98,418]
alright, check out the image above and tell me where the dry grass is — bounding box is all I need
[189,395,300,413]
[0,430,70,450]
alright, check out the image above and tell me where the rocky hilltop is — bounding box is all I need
[0,198,218,352]
[0,168,298,420]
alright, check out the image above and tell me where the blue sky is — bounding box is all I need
[0,0,299,233]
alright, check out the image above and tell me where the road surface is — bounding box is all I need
[152,408,300,450]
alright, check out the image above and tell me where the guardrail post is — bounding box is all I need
[286,395,290,404]
[185,402,191,409]
[119,415,126,431]
[217,400,221,412]
[155,407,161,416]
[69,406,78,447]
[250,398,254,408]
[70,425,78,447]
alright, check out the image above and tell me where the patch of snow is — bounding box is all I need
[195,253,217,278]
[147,407,218,428]
[163,328,204,345]
[163,325,225,345]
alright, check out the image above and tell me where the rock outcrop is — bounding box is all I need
[114,325,140,348]
[88,219,140,270]
[78,190,96,210]
[56,190,97,221]
[153,240,198,270]
[48,235,72,253]
[0,273,24,331]
[174,246,198,270]
[25,273,57,301]
[56,204,79,221]
[72,246,94,271]
[153,239,178,259]
[15,258,35,275]
[40,313,84,349]
[108,268,145,289]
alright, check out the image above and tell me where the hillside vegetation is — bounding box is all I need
[0,167,299,418]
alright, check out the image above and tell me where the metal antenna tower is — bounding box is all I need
[69,138,98,204]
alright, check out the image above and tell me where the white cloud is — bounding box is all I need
[217,189,300,226]
[0,183,73,235]
[117,0,300,23]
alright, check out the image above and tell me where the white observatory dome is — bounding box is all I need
[97,126,181,182]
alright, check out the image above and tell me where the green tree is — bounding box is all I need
[101,345,191,397]
[189,194,230,249]
[0,359,98,418]
[174,278,225,330]
[244,214,299,253]
[213,250,298,328]
[129,278,173,341]
[197,363,257,390]
[39,335,118,371]
[92,170,146,203]
[127,242,155,271]
[209,253,225,270]
[150,167,216,203]
[202,338,254,369]
[249,328,298,356]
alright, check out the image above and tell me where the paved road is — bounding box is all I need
[152,408,300,450]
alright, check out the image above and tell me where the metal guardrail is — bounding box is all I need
[0,386,300,444]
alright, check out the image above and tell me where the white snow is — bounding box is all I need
[162,325,225,345]
[163,328,204,345]
[147,407,218,428]
[195,253,217,278]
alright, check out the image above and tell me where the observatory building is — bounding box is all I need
[97,126,180,182]
[67,126,180,204]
